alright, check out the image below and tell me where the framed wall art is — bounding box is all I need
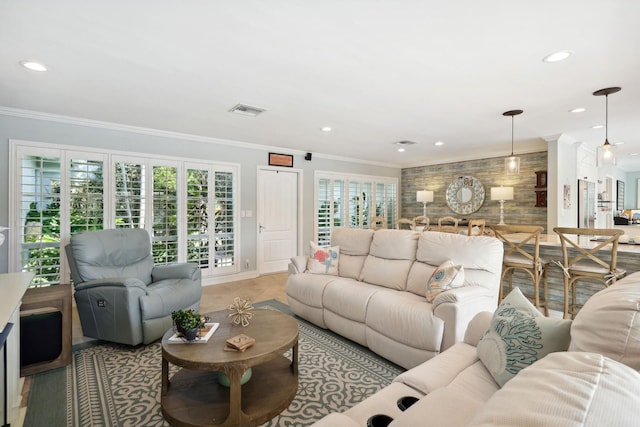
[268,152,294,167]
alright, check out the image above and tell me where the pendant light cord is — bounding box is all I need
[605,94,609,143]
[510,116,515,156]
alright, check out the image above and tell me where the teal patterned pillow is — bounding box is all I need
[425,260,464,302]
[477,287,572,387]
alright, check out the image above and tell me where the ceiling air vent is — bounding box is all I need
[393,140,417,147]
[229,104,267,117]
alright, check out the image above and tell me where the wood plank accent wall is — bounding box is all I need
[401,151,548,231]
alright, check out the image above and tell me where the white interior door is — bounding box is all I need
[258,168,299,274]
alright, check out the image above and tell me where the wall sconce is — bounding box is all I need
[417,190,434,217]
[490,187,514,225]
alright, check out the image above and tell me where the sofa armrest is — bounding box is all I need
[288,256,308,274]
[432,285,493,307]
[152,263,201,282]
[394,342,479,394]
[433,286,498,351]
[463,311,493,346]
[74,277,148,292]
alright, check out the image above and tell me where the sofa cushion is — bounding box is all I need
[426,260,465,302]
[368,229,419,260]
[331,228,374,280]
[69,228,154,285]
[477,287,572,387]
[468,352,640,427]
[366,291,443,351]
[569,274,640,371]
[286,273,338,308]
[307,241,340,275]
[360,256,414,290]
[417,232,503,290]
[323,279,384,323]
[406,261,437,296]
[337,253,366,280]
[331,227,374,256]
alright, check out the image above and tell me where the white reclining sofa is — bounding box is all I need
[286,228,504,369]
[312,272,640,427]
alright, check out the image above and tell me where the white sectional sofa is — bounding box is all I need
[286,228,504,369]
[312,272,640,427]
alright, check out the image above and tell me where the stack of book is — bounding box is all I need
[225,334,256,352]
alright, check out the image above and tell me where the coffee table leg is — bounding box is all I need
[225,367,243,425]
[291,341,299,376]
[161,357,169,393]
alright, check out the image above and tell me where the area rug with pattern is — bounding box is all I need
[25,300,404,426]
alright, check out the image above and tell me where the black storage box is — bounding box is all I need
[20,310,63,367]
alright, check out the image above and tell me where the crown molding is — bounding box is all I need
[0,106,397,169]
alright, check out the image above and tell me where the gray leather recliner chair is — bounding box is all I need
[66,228,202,345]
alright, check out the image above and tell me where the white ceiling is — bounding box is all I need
[2,1,640,169]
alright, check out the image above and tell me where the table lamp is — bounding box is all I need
[417,190,434,217]
[490,187,514,225]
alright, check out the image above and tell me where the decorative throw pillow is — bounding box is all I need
[307,241,340,275]
[477,287,572,387]
[425,260,465,302]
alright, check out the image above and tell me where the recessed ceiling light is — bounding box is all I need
[631,153,639,156]
[615,141,625,145]
[570,107,586,113]
[591,124,605,129]
[542,50,573,63]
[397,148,406,152]
[320,126,332,132]
[20,60,48,72]
[434,141,444,146]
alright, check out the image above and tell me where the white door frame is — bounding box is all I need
[256,166,304,274]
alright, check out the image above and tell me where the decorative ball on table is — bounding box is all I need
[228,297,254,327]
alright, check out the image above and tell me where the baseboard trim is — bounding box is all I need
[201,271,260,286]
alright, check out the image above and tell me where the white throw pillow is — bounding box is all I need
[425,260,464,302]
[477,287,572,387]
[306,241,340,275]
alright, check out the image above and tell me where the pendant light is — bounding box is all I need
[503,109,523,175]
[593,87,621,166]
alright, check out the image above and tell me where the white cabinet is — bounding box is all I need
[0,272,33,426]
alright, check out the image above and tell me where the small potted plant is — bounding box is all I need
[171,309,205,341]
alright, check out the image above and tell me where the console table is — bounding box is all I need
[20,284,72,376]
[0,272,33,426]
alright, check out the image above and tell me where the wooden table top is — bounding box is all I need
[162,308,299,370]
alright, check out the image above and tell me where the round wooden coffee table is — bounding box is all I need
[161,308,299,427]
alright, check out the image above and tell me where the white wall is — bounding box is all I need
[548,134,579,231]
[0,112,401,275]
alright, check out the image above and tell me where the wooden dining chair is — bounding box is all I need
[396,218,414,230]
[370,216,387,230]
[437,216,459,233]
[413,216,430,231]
[491,224,549,315]
[467,219,486,236]
[553,227,626,319]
